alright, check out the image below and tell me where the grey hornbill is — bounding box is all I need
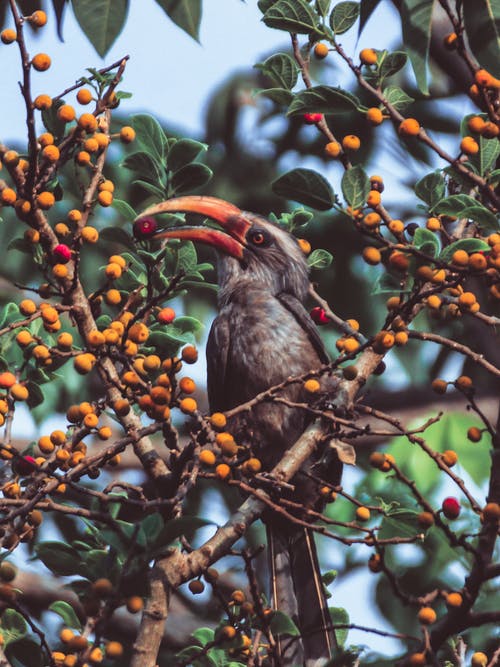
[136,196,340,666]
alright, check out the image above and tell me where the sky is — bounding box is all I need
[0,0,410,656]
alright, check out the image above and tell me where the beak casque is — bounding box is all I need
[136,196,252,259]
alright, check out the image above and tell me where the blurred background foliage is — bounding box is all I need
[0,0,498,662]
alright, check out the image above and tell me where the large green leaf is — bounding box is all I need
[269,610,300,636]
[168,139,207,172]
[254,53,298,89]
[379,51,408,80]
[341,165,370,209]
[468,135,500,176]
[272,168,335,210]
[413,227,440,257]
[329,1,359,34]
[400,0,434,94]
[49,601,83,631]
[383,85,414,111]
[170,163,213,193]
[415,170,445,207]
[288,85,361,115]
[71,0,129,57]
[433,195,499,231]
[330,606,349,648]
[131,113,167,165]
[263,0,319,33]
[35,541,85,577]
[1,608,27,645]
[154,0,201,41]
[463,0,500,77]
[439,238,491,263]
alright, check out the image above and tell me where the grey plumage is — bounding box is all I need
[142,197,339,666]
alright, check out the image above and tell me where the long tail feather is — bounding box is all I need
[267,523,336,666]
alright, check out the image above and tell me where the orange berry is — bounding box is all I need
[362,246,381,265]
[324,141,342,158]
[53,264,68,279]
[442,450,458,467]
[481,121,499,138]
[3,150,19,166]
[389,251,409,271]
[98,190,113,207]
[37,191,55,210]
[366,107,383,125]
[67,209,82,223]
[483,502,500,521]
[38,435,54,454]
[83,413,98,428]
[426,217,441,231]
[471,653,488,667]
[418,606,437,625]
[1,188,17,205]
[105,289,121,305]
[210,412,227,429]
[304,378,320,394]
[30,10,47,27]
[34,94,52,110]
[74,353,97,374]
[57,332,73,349]
[356,506,371,522]
[126,596,143,613]
[468,115,486,133]
[77,113,97,133]
[409,653,426,666]
[1,29,17,44]
[342,134,361,151]
[467,426,482,442]
[57,105,76,123]
[83,137,99,153]
[95,133,110,149]
[179,377,196,394]
[128,322,149,343]
[475,68,500,88]
[179,397,197,414]
[460,136,479,155]
[245,457,262,473]
[215,463,231,480]
[76,88,93,105]
[32,53,51,71]
[443,32,458,49]
[366,190,381,207]
[16,330,33,347]
[363,212,381,228]
[42,145,60,162]
[10,383,28,401]
[86,330,106,347]
[469,252,487,271]
[458,291,476,308]
[81,226,99,243]
[297,238,311,255]
[417,511,435,529]
[105,262,122,280]
[75,150,91,166]
[359,48,377,65]
[105,642,123,659]
[181,345,198,363]
[200,449,216,466]
[388,219,405,234]
[451,249,469,266]
[120,126,136,143]
[399,118,420,136]
[445,592,463,607]
[32,344,50,361]
[314,42,329,59]
[431,378,447,394]
[41,305,59,324]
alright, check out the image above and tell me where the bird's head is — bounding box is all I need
[135,196,310,302]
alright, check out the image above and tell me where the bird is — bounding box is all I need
[137,196,340,666]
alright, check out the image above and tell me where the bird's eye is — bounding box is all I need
[248,228,272,247]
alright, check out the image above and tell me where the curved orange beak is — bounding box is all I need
[136,196,252,259]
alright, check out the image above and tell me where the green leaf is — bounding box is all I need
[0,303,20,330]
[329,1,359,34]
[433,195,499,231]
[439,238,491,263]
[383,85,414,111]
[316,0,331,17]
[463,0,500,77]
[371,272,403,295]
[341,165,370,209]
[26,381,44,409]
[413,227,440,257]
[330,607,349,648]
[154,0,201,41]
[171,163,213,194]
[173,316,204,334]
[5,638,43,667]
[469,136,500,176]
[256,87,294,105]
[400,0,434,94]
[255,53,299,89]
[263,0,319,33]
[99,226,136,250]
[49,601,83,631]
[122,151,164,184]
[7,237,32,254]
[269,610,300,636]
[168,139,208,172]
[379,509,421,539]
[272,168,335,210]
[1,608,27,645]
[359,0,382,34]
[131,113,167,164]
[35,541,84,576]
[175,241,198,273]
[415,170,446,207]
[133,180,166,199]
[379,51,408,80]
[72,0,129,57]
[112,199,137,222]
[288,85,361,115]
[192,627,215,647]
[42,98,66,139]
[307,248,333,269]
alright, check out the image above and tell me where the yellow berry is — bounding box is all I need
[304,378,320,394]
[366,107,383,125]
[77,113,98,133]
[120,126,136,143]
[210,412,227,429]
[32,53,51,71]
[179,397,197,414]
[34,94,52,110]
[1,29,17,45]
[356,506,371,522]
[200,449,216,466]
[399,118,421,136]
[324,141,342,158]
[81,226,99,243]
[418,606,437,625]
[314,43,329,59]
[98,190,113,207]
[359,48,377,65]
[76,88,93,105]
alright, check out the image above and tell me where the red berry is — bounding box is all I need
[157,307,176,324]
[133,217,158,239]
[310,307,330,325]
[15,455,37,476]
[442,497,461,519]
[303,113,323,125]
[53,244,72,263]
